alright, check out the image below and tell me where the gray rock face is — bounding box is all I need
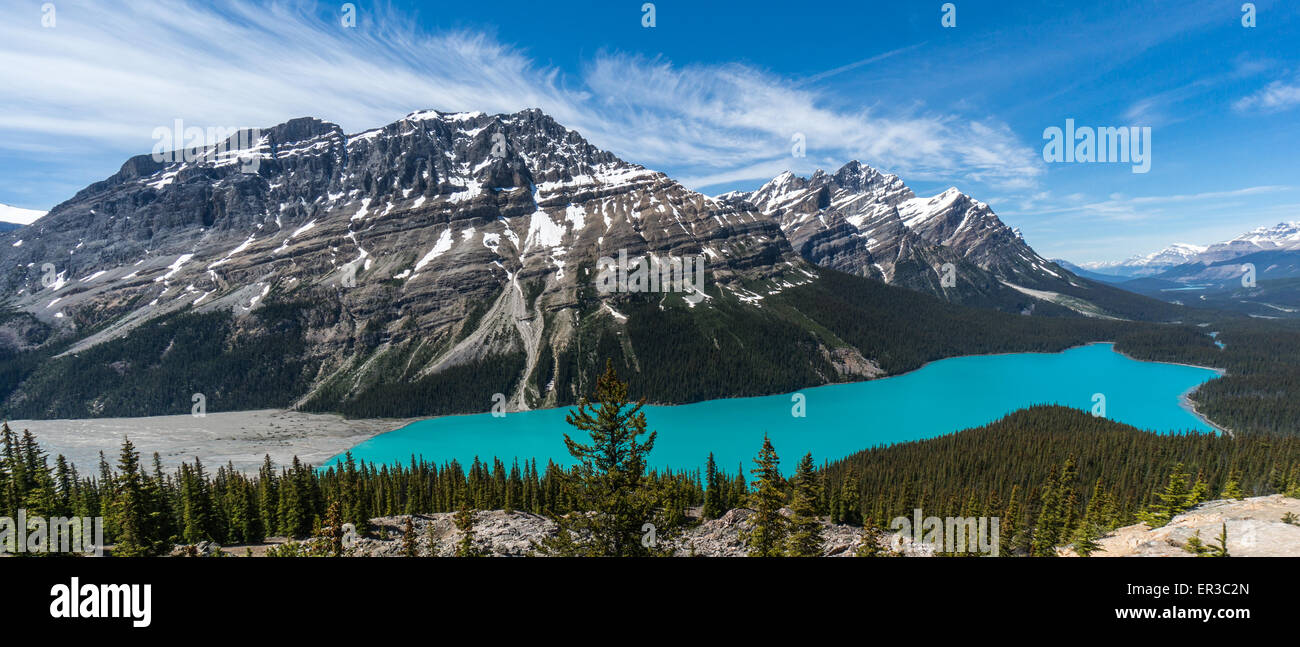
[670,507,879,557]
[330,496,1300,557]
[729,163,928,283]
[0,109,809,413]
[354,510,556,557]
[0,110,1146,418]
[725,162,1089,309]
[355,507,935,557]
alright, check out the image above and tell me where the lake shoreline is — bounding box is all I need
[9,341,1229,473]
[1105,343,1231,437]
[331,342,1226,471]
[6,409,418,474]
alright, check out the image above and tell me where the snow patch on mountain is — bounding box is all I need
[0,203,47,225]
[1075,221,1300,278]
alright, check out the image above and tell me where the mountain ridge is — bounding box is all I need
[0,108,1188,419]
[722,161,1182,320]
[1076,221,1300,279]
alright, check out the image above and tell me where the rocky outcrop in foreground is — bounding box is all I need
[349,507,933,557]
[1069,495,1300,557]
[349,496,1300,557]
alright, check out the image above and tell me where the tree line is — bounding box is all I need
[4,372,1298,557]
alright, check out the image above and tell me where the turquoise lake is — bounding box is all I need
[325,343,1223,474]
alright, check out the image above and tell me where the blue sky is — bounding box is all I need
[1,0,1298,263]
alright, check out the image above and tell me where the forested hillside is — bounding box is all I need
[820,406,1300,547]
[1114,318,1300,435]
[5,402,1297,556]
[4,266,1298,439]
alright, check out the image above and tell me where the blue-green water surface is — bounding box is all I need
[326,343,1221,473]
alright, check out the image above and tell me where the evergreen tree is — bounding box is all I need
[785,452,824,557]
[454,497,480,557]
[539,360,678,557]
[1031,467,1063,557]
[1187,471,1210,507]
[256,455,278,537]
[313,499,347,557]
[51,454,74,517]
[180,458,216,544]
[837,468,862,526]
[853,515,895,557]
[1070,522,1104,557]
[730,468,747,511]
[109,437,169,556]
[1002,484,1025,556]
[1071,478,1109,557]
[1184,523,1230,557]
[742,434,787,557]
[1058,456,1079,539]
[1029,456,1078,556]
[1219,470,1245,500]
[702,452,725,520]
[401,516,419,557]
[1139,463,1193,528]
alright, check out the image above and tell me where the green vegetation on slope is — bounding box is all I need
[0,305,315,419]
[1,267,1298,438]
[6,395,1298,556]
[819,405,1300,554]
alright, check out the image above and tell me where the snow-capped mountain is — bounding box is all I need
[1077,222,1300,279]
[0,109,1180,419]
[1198,221,1300,262]
[1077,243,1208,279]
[721,162,1137,317]
[1227,221,1300,247]
[0,109,835,417]
[1078,220,1300,317]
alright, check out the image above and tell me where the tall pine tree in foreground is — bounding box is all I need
[702,452,725,520]
[109,437,170,557]
[318,499,347,557]
[837,468,862,526]
[1071,478,1109,557]
[742,435,787,557]
[1139,462,1193,528]
[454,494,480,557]
[1219,470,1245,500]
[854,515,896,557]
[539,360,679,557]
[786,452,824,557]
[401,516,419,557]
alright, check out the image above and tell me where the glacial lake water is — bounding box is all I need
[325,343,1222,474]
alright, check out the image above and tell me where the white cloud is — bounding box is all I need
[1234,77,1300,113]
[1023,185,1293,223]
[0,0,1041,195]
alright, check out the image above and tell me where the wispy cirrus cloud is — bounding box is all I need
[1234,76,1300,113]
[1023,185,1294,223]
[0,0,1040,202]
[583,54,1042,190]
[1010,187,1300,263]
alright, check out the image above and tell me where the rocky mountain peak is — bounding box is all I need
[0,106,816,415]
[726,162,1074,309]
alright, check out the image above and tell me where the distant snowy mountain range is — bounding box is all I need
[1056,221,1300,318]
[1062,222,1300,280]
